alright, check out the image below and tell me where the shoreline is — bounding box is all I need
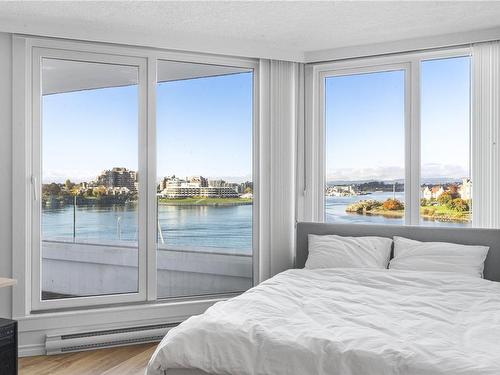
[158,197,253,206]
[347,208,470,223]
[159,201,253,207]
[43,197,253,207]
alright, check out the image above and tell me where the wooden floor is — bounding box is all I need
[19,343,158,375]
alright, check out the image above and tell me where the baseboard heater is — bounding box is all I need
[45,322,179,355]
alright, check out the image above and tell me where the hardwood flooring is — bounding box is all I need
[19,343,158,375]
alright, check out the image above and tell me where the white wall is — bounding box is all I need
[0,32,12,319]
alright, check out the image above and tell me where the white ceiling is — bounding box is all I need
[1,1,500,62]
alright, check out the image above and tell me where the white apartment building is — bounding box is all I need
[160,185,239,198]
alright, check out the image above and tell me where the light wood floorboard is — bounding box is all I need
[19,343,158,375]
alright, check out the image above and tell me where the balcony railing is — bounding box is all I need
[41,239,253,300]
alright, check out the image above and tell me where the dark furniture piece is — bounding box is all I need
[0,318,17,375]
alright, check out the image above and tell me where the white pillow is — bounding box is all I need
[305,234,392,270]
[389,236,489,278]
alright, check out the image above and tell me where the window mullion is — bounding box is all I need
[146,56,157,301]
[408,59,421,225]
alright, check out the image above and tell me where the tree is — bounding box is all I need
[244,187,253,194]
[93,186,107,198]
[43,182,61,196]
[450,198,469,212]
[437,191,454,207]
[70,186,80,197]
[382,199,404,211]
[448,184,460,198]
[65,179,75,191]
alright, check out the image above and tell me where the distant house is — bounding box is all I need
[422,186,432,200]
[423,185,444,200]
[459,178,472,200]
[325,185,358,197]
[431,186,444,199]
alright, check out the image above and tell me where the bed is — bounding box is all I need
[147,223,500,375]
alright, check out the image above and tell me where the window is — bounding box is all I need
[32,50,147,309]
[420,57,471,227]
[325,69,406,225]
[41,58,141,301]
[156,61,254,298]
[27,43,257,311]
[313,49,472,227]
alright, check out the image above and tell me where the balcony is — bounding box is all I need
[42,239,253,300]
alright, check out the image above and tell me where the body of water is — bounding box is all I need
[42,193,469,251]
[325,191,405,225]
[325,191,470,227]
[43,203,253,253]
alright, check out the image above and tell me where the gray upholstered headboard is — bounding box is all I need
[296,222,500,282]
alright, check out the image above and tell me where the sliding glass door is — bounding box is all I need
[30,45,256,311]
[33,50,147,309]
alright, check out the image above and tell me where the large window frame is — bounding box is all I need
[13,36,260,314]
[303,47,473,226]
[31,48,149,310]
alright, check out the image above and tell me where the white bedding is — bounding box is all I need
[147,268,500,375]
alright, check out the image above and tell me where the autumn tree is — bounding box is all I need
[437,191,454,207]
[450,198,469,212]
[382,199,404,211]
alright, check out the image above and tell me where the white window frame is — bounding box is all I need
[13,35,260,315]
[30,48,149,310]
[302,47,472,226]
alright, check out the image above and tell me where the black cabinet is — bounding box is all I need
[0,319,17,375]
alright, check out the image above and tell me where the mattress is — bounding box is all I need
[147,268,500,375]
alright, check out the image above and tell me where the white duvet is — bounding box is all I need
[147,268,500,375]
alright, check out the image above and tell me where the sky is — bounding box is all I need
[43,57,469,185]
[157,72,253,181]
[42,69,253,184]
[326,56,470,183]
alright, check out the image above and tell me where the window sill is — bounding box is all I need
[15,293,237,356]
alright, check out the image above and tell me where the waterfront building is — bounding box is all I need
[189,176,208,187]
[97,167,137,191]
[240,181,253,193]
[157,175,240,198]
[209,179,226,187]
[226,182,241,193]
[325,185,358,197]
[160,185,239,198]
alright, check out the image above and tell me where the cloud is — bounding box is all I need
[43,169,101,184]
[420,163,469,179]
[327,166,404,182]
[327,163,469,182]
